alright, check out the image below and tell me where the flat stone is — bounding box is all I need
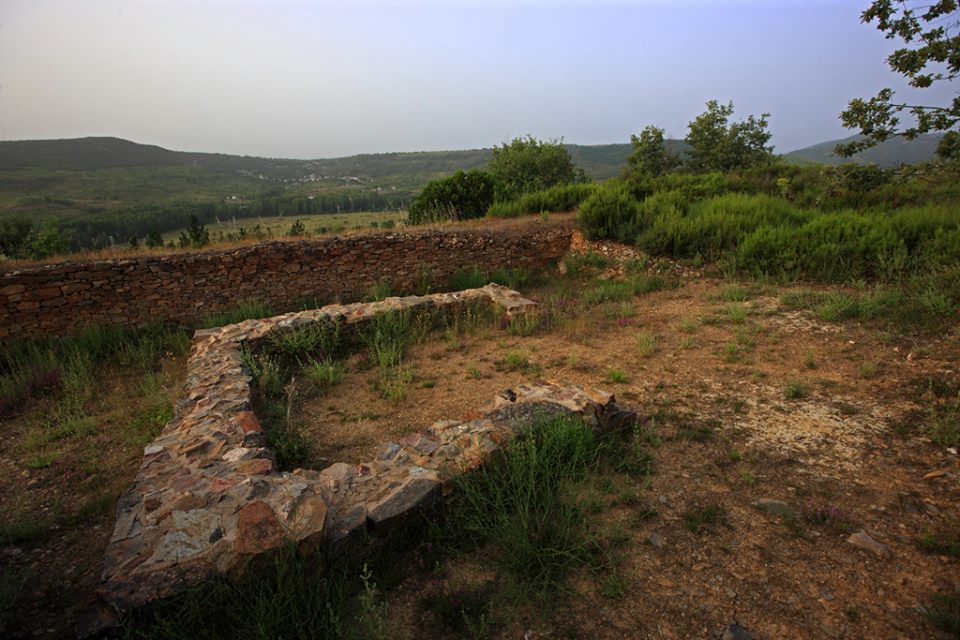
[722,623,753,640]
[752,499,794,517]
[235,501,286,555]
[847,530,892,557]
[366,476,441,535]
[647,532,666,549]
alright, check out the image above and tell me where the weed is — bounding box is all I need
[365,278,394,302]
[636,331,658,357]
[925,591,960,636]
[719,285,748,302]
[678,317,699,333]
[199,301,273,328]
[449,266,488,291]
[418,585,495,639]
[507,311,541,337]
[859,360,880,379]
[302,358,345,392]
[445,415,602,597]
[361,310,412,369]
[270,321,341,359]
[563,251,611,274]
[918,519,960,558]
[679,336,696,350]
[803,351,817,369]
[0,566,26,634]
[726,302,747,324]
[467,366,483,379]
[495,351,539,375]
[374,366,414,402]
[801,503,856,535]
[720,342,744,363]
[606,368,630,384]
[740,469,756,486]
[682,502,729,535]
[784,381,810,400]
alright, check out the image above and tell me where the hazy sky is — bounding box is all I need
[0,0,952,158]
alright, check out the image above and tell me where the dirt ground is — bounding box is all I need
[2,241,958,639]
[298,268,959,639]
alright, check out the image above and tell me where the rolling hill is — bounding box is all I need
[783,133,942,167]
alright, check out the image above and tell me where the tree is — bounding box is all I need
[407,169,496,225]
[488,136,580,199]
[145,231,164,248]
[838,0,960,159]
[685,100,773,172]
[178,215,210,249]
[625,125,682,177]
[0,217,32,259]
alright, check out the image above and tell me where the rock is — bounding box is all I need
[647,532,665,549]
[722,622,753,640]
[847,530,892,557]
[751,499,794,517]
[235,501,286,555]
[366,476,441,535]
[658,495,669,505]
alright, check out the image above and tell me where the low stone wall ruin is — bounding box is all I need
[0,221,573,338]
[92,284,633,633]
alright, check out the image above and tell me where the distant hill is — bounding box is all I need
[783,134,942,167]
[0,136,636,181]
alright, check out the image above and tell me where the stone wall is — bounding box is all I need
[89,285,634,633]
[0,220,573,338]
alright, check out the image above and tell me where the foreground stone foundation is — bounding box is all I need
[93,285,634,632]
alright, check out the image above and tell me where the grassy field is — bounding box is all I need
[1,236,957,639]
[161,210,408,243]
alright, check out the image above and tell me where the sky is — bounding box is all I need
[0,0,954,158]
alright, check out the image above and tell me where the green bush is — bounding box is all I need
[407,169,496,225]
[577,181,640,241]
[487,183,596,218]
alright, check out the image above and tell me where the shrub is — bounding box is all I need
[577,181,641,241]
[407,169,496,225]
[487,183,596,218]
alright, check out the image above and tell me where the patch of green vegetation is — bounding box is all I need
[487,183,597,218]
[444,415,603,597]
[918,519,960,558]
[302,358,345,392]
[925,591,960,637]
[682,502,729,535]
[636,331,658,357]
[199,301,274,329]
[784,381,810,400]
[606,368,630,384]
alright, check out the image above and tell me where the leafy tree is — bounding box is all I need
[838,0,960,159]
[488,136,580,199]
[145,231,164,248]
[0,217,32,258]
[26,222,69,259]
[178,215,210,249]
[685,100,773,172]
[407,169,496,224]
[625,125,682,177]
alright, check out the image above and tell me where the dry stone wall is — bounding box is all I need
[0,221,573,338]
[89,285,635,634]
